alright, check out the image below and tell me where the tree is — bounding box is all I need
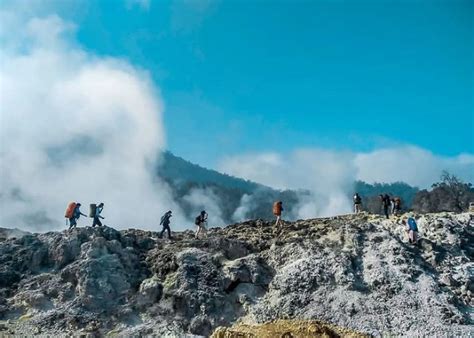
[412,171,474,213]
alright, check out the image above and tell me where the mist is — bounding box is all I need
[218,146,474,220]
[0,14,190,231]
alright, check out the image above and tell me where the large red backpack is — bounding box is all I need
[65,202,77,218]
[273,201,282,216]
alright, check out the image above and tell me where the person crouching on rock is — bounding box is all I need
[195,210,208,239]
[92,203,105,227]
[159,210,173,239]
[273,201,283,227]
[403,216,419,245]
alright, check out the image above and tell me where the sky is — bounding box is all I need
[0,0,473,231]
[3,0,471,167]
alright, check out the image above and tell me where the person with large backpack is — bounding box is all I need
[392,197,402,216]
[353,193,362,213]
[159,210,173,239]
[273,201,283,227]
[195,210,208,239]
[404,216,419,245]
[90,203,105,227]
[65,202,86,230]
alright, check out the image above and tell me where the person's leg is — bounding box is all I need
[97,218,103,227]
[275,215,280,226]
[195,226,201,239]
[166,225,171,239]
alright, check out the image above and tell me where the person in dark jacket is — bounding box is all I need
[159,210,173,239]
[92,203,105,227]
[195,210,208,239]
[380,194,391,219]
[353,193,362,213]
[69,203,86,230]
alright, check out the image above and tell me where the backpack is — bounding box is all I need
[273,201,282,215]
[354,195,361,204]
[89,204,97,218]
[65,202,77,218]
[408,217,418,231]
[161,214,170,225]
[195,216,201,226]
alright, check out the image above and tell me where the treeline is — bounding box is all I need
[411,172,474,213]
[355,172,474,215]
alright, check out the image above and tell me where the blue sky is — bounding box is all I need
[6,0,473,167]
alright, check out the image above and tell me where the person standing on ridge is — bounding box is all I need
[159,210,173,239]
[195,210,208,239]
[66,202,86,230]
[91,203,105,227]
[392,197,402,216]
[380,194,391,219]
[353,193,362,213]
[273,201,283,227]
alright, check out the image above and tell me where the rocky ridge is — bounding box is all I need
[0,212,473,336]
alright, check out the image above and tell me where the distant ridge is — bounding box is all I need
[158,151,268,193]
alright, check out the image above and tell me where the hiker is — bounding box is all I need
[159,210,173,239]
[91,203,105,227]
[66,202,86,230]
[404,216,419,245]
[273,201,283,227]
[195,210,208,239]
[392,197,402,216]
[380,194,391,219]
[353,193,362,213]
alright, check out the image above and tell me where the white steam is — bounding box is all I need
[0,14,187,231]
[182,187,226,227]
[219,146,474,219]
[232,193,253,222]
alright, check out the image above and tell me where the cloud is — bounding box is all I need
[355,146,474,188]
[0,13,188,231]
[218,146,474,219]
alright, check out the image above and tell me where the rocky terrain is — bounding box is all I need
[0,212,473,337]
